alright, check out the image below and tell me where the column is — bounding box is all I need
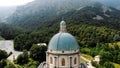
[58,55,59,68]
[54,56,56,68]
[69,56,72,68]
[46,52,49,68]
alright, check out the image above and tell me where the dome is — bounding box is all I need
[60,20,66,26]
[48,32,79,51]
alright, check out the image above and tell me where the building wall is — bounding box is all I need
[46,50,80,68]
[48,49,79,54]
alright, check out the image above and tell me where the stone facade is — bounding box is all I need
[46,49,80,68]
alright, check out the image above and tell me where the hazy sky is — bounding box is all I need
[0,0,34,7]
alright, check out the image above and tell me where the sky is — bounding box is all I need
[0,0,34,7]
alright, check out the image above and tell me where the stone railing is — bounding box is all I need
[38,61,46,68]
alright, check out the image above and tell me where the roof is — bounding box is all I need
[48,32,79,51]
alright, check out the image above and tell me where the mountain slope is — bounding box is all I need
[7,1,120,31]
[91,0,120,10]
[7,0,92,29]
[0,6,16,22]
[59,3,120,30]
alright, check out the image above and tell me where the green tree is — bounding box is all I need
[14,34,29,51]
[0,59,7,68]
[16,50,29,64]
[103,62,114,68]
[30,44,47,63]
[0,49,8,61]
[5,63,17,68]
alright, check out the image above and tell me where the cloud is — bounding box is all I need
[0,0,34,6]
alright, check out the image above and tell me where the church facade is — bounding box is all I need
[38,20,87,68]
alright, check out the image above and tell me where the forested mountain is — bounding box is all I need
[61,3,120,30]
[92,0,120,10]
[12,2,120,51]
[7,1,120,31]
[1,0,120,41]
[7,0,92,30]
[0,23,25,39]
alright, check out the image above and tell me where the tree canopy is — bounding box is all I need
[30,44,47,63]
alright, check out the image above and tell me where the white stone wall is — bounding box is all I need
[71,55,80,68]
[48,49,79,54]
[58,56,69,67]
[48,54,55,68]
[46,50,80,68]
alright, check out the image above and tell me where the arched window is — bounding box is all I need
[74,58,77,64]
[50,57,53,64]
[61,58,65,66]
[62,51,64,53]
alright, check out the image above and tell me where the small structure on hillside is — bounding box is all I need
[93,55,100,64]
[37,43,47,46]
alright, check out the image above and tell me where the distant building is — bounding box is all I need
[93,55,100,64]
[38,20,87,68]
[37,43,47,46]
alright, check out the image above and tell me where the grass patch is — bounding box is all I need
[80,58,87,63]
[113,63,120,68]
[81,54,93,61]
[0,36,4,40]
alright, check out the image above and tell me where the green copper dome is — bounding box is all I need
[48,32,79,51]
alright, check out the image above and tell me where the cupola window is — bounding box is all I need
[74,57,77,64]
[62,51,64,53]
[50,57,53,64]
[61,58,65,66]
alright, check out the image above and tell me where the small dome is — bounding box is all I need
[60,20,67,32]
[48,33,79,51]
[60,20,66,26]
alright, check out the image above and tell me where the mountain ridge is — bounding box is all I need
[91,0,120,10]
[6,1,120,31]
[7,0,92,26]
